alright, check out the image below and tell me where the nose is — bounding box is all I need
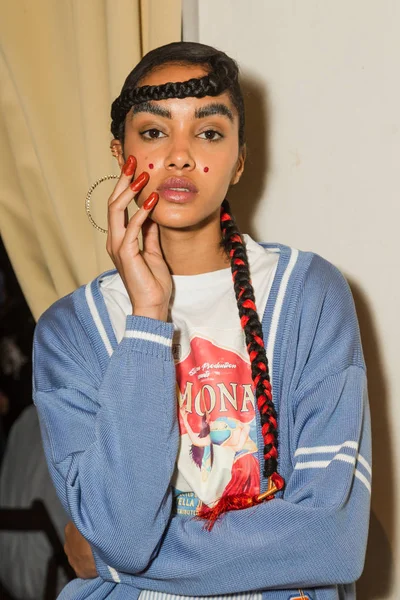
[164,139,196,172]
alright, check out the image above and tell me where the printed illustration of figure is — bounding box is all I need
[179,407,213,481]
[179,405,259,504]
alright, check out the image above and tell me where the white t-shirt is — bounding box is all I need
[100,234,278,514]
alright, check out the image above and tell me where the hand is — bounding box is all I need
[64,521,98,579]
[107,155,172,321]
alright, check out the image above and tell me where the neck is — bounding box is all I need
[159,216,230,276]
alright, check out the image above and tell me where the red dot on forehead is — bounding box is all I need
[204,166,209,172]
[149,163,154,169]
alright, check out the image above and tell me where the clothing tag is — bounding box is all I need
[174,491,199,516]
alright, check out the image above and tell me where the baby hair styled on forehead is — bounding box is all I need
[111,41,283,525]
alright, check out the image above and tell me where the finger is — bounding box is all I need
[108,172,150,253]
[108,171,150,216]
[108,166,149,221]
[109,155,137,203]
[130,171,151,195]
[64,522,72,537]
[121,192,159,249]
[142,219,162,256]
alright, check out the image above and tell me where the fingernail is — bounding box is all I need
[123,155,136,176]
[143,192,159,211]
[130,171,149,191]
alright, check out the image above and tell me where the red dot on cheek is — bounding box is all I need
[204,166,209,173]
[149,163,154,169]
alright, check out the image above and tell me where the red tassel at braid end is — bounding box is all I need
[197,473,285,531]
[197,494,256,531]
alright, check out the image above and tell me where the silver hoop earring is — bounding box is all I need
[85,175,119,234]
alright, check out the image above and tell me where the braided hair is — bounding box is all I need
[111,42,245,146]
[111,42,284,526]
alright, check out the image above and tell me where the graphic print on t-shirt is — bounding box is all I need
[173,334,260,514]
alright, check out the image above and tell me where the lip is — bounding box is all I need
[159,189,197,203]
[157,177,198,193]
[157,177,199,204]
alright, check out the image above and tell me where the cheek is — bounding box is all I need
[204,146,238,179]
[124,149,155,177]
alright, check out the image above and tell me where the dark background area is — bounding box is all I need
[0,235,35,462]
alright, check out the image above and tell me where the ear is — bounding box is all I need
[110,139,125,169]
[230,144,246,186]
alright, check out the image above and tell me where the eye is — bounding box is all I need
[198,129,223,142]
[140,128,166,140]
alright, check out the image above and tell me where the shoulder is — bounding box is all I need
[36,286,86,343]
[33,287,92,389]
[35,269,116,345]
[299,249,356,322]
[259,242,363,364]
[258,241,352,303]
[267,244,364,377]
[33,272,116,389]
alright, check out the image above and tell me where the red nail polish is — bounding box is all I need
[130,171,149,191]
[123,155,136,176]
[143,192,159,211]
[204,166,209,172]
[149,163,154,169]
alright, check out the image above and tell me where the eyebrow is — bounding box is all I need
[194,103,234,122]
[131,101,234,122]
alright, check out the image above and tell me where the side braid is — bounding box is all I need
[220,199,280,479]
[197,200,284,529]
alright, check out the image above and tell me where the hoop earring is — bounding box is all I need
[85,175,119,234]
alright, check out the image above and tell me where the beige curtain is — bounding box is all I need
[0,0,182,321]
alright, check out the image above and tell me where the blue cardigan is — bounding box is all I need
[33,244,371,600]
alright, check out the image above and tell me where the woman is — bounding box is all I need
[33,42,371,600]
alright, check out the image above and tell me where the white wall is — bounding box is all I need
[185,1,400,597]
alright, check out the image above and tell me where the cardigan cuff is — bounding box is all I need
[121,315,174,359]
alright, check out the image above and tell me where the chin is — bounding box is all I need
[150,202,220,231]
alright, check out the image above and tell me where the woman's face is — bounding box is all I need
[117,63,245,230]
